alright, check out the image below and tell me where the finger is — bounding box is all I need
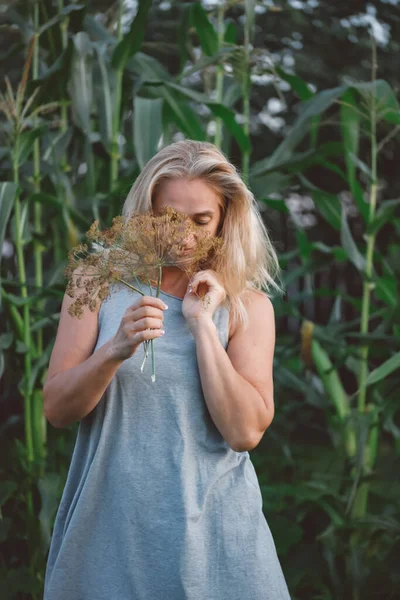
[133,317,164,332]
[130,295,168,312]
[132,305,165,321]
[132,328,165,344]
[190,275,214,293]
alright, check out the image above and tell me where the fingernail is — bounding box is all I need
[163,304,168,310]
[160,330,165,335]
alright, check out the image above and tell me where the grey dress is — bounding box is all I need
[44,281,291,600]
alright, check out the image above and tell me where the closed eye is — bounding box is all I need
[195,221,210,226]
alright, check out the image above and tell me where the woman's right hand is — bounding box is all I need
[109,295,167,361]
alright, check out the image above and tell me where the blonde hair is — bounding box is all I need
[121,140,283,329]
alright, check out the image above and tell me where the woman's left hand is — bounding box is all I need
[182,269,227,327]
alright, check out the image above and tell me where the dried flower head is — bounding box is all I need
[64,206,224,319]
[119,205,223,282]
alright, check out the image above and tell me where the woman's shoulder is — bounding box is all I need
[228,286,273,341]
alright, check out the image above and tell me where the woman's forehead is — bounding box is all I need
[153,178,223,213]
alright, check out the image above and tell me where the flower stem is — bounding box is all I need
[115,276,157,380]
[151,265,163,383]
[115,277,144,296]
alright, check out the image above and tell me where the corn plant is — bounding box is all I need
[0,2,399,599]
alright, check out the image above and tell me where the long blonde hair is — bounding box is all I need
[121,139,283,329]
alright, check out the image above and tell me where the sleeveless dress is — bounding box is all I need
[44,281,291,600]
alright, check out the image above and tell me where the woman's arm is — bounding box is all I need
[44,340,124,428]
[44,282,166,429]
[187,290,275,452]
[43,290,124,429]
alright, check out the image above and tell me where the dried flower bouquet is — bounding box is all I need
[64,206,223,381]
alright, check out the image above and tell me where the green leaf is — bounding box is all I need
[340,207,366,273]
[314,157,346,180]
[93,43,116,151]
[38,4,85,36]
[313,242,348,262]
[0,480,17,508]
[368,199,400,235]
[319,498,345,527]
[191,2,218,57]
[112,0,153,70]
[224,22,236,44]
[0,182,17,309]
[262,85,346,171]
[349,152,373,181]
[29,346,54,396]
[177,2,193,72]
[25,192,89,232]
[251,142,343,179]
[251,149,315,178]
[38,472,63,553]
[351,80,400,125]
[83,14,116,44]
[269,514,303,555]
[176,46,238,83]
[259,198,289,214]
[310,338,350,422]
[340,89,368,221]
[365,351,400,387]
[144,80,250,152]
[42,130,72,165]
[312,191,341,230]
[0,565,42,596]
[208,104,251,153]
[296,228,313,259]
[374,275,398,308]
[17,126,46,165]
[223,80,242,109]
[133,96,163,169]
[275,67,314,101]
[0,332,13,350]
[0,515,11,543]
[69,32,93,134]
[250,173,293,199]
[244,0,257,43]
[16,341,29,354]
[167,82,250,150]
[297,84,348,122]
[0,42,25,65]
[163,94,205,140]
[130,52,171,83]
[30,44,73,92]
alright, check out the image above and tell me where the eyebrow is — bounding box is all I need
[193,211,214,217]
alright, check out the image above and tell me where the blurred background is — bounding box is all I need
[0,1,399,598]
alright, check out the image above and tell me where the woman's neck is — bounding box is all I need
[157,268,190,299]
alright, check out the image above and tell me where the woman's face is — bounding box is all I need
[152,177,223,237]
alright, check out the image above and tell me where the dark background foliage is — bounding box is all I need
[0,1,399,598]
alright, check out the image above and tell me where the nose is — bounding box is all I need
[182,232,197,249]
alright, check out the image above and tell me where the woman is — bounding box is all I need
[43,140,291,599]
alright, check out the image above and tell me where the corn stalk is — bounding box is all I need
[32,1,47,478]
[10,43,36,520]
[241,1,253,184]
[301,322,356,458]
[351,38,379,522]
[213,2,225,149]
[110,0,124,191]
